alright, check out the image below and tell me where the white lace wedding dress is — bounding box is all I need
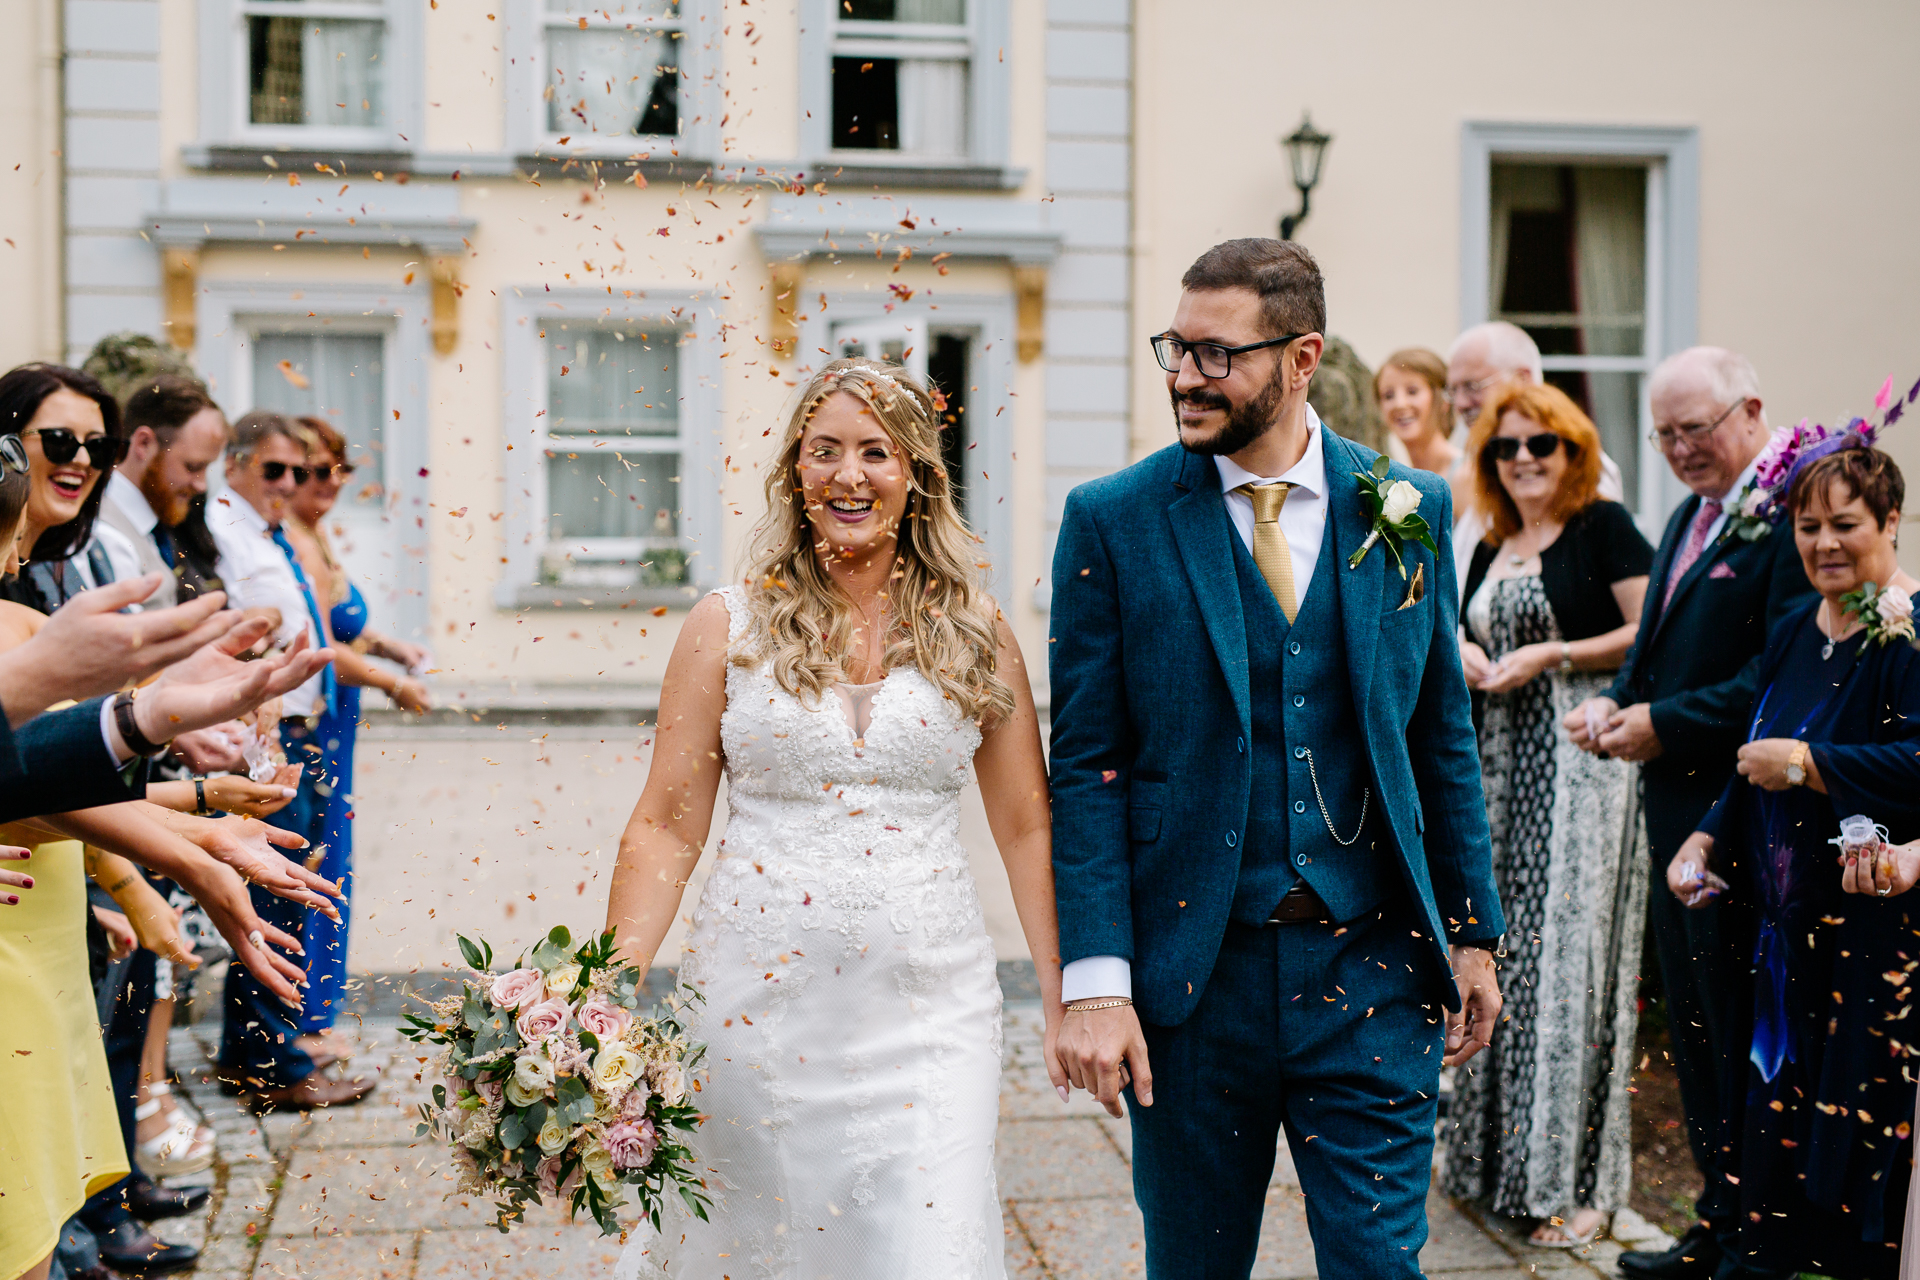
[617,587,1007,1279]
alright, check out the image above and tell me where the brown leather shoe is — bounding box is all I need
[245,1068,377,1111]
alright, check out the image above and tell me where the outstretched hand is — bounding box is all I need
[1058,1003,1152,1117]
[158,810,344,917]
[1444,945,1501,1066]
[137,622,334,745]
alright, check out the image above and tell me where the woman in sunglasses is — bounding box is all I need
[1441,381,1654,1249]
[0,364,130,614]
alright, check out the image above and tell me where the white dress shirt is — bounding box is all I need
[1059,411,1333,1005]
[96,472,159,587]
[206,488,323,719]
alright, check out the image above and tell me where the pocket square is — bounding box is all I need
[1708,562,1737,579]
[1397,562,1426,610]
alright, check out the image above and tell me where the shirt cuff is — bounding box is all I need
[1061,955,1132,1003]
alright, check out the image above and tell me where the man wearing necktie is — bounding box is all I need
[1566,348,1813,1280]
[1049,239,1504,1278]
[206,412,373,1110]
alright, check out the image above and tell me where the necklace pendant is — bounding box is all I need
[1822,639,1835,661]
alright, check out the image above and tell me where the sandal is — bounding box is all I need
[1528,1211,1609,1249]
[134,1084,216,1178]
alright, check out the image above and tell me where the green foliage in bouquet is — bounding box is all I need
[401,925,710,1237]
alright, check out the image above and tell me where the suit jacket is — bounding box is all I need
[0,698,148,823]
[1049,433,1505,1026]
[1603,495,1815,855]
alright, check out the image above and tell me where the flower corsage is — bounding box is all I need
[1837,580,1916,648]
[1720,481,1773,543]
[1348,456,1437,578]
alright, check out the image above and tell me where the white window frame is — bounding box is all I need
[498,288,723,607]
[197,0,424,152]
[503,0,721,160]
[797,0,1012,172]
[1460,122,1700,525]
[192,278,434,641]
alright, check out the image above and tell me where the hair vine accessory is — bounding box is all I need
[1736,371,1920,532]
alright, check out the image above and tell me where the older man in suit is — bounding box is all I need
[1567,346,1813,1280]
[1051,239,1504,1279]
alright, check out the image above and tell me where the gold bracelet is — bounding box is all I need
[1066,998,1133,1012]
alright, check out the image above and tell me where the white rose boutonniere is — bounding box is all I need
[1839,580,1916,648]
[1720,479,1775,543]
[1348,457,1437,578]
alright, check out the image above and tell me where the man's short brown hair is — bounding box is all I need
[229,409,309,461]
[124,374,221,442]
[1180,238,1326,339]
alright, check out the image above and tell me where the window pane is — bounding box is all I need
[248,15,385,127]
[546,450,685,572]
[833,56,898,149]
[1490,163,1645,359]
[548,330,680,436]
[546,0,678,14]
[897,58,967,157]
[845,0,966,22]
[1545,369,1641,508]
[546,27,680,137]
[250,333,386,510]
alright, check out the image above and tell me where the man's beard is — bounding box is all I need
[1172,365,1288,457]
[138,455,191,527]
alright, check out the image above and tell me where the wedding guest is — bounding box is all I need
[282,416,430,1038]
[1374,347,1469,513]
[207,412,372,1108]
[1443,382,1653,1247]
[95,376,226,612]
[1568,347,1816,1280]
[1669,442,1920,1279]
[0,365,127,614]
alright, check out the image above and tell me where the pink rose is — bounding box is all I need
[604,1118,659,1171]
[576,996,632,1041]
[516,996,573,1044]
[618,1083,653,1120]
[490,968,546,1012]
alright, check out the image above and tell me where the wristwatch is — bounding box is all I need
[1558,642,1574,673]
[1786,740,1809,787]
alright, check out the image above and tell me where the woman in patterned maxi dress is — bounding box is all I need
[608,359,1066,1279]
[1441,384,1654,1247]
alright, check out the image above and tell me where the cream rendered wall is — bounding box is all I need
[1130,0,1920,530]
[0,0,63,364]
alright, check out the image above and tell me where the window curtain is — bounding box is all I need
[302,18,385,127]
[545,27,677,137]
[1488,165,1515,317]
[894,0,965,22]
[1572,167,1647,500]
[897,59,967,158]
[251,333,386,509]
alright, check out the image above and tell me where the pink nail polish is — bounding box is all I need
[1056,1084,1068,1102]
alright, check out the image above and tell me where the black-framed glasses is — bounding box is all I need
[22,427,127,471]
[1485,433,1563,463]
[1649,399,1746,453]
[305,462,356,484]
[1151,332,1307,379]
[259,460,313,484]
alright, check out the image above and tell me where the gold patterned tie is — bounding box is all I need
[1237,481,1298,623]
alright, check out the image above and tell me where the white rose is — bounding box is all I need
[580,1144,616,1181]
[592,1045,644,1096]
[1877,585,1913,625]
[652,1062,687,1107]
[505,1077,543,1108]
[1740,486,1768,519]
[1380,479,1421,524]
[512,1049,555,1097]
[537,1114,570,1156]
[544,963,583,999]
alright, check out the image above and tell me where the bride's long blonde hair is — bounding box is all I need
[734,357,1014,728]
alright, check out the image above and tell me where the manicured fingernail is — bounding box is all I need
[4,895,16,905]
[280,787,297,798]
[1056,1084,1069,1102]
[19,878,30,889]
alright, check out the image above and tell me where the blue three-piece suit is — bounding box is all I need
[1049,426,1506,1279]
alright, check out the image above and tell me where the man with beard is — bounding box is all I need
[1051,238,1504,1278]
[97,375,228,611]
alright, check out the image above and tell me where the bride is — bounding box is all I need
[607,358,1066,1278]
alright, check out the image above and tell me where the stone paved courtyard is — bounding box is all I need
[147,996,1672,1279]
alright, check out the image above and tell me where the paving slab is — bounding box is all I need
[274,1146,500,1235]
[251,1232,416,1278]
[414,1221,627,1277]
[1013,1195,1149,1277]
[996,1116,1133,1202]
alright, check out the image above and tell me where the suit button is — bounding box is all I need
[1294,853,1308,867]
[1294,800,1307,814]
[1292,694,1306,708]
[1237,737,1246,753]
[1293,747,1306,760]
[1225,831,1238,848]
[1290,641,1302,655]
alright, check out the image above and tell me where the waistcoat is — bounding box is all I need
[1228,514,1390,924]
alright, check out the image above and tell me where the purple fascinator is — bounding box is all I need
[1746,372,1919,521]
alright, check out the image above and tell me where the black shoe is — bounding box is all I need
[93,1218,200,1277]
[1619,1222,1721,1279]
[125,1180,211,1221]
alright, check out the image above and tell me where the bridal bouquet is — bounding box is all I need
[400,926,709,1236]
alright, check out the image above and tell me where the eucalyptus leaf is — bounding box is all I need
[1371,454,1391,479]
[458,934,487,971]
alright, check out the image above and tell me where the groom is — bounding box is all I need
[1050,238,1505,1278]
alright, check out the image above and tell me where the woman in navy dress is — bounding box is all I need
[1670,443,1920,1278]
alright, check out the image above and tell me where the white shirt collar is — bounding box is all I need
[105,471,158,534]
[1213,406,1328,496]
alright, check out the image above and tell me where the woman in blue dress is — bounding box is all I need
[282,417,431,1044]
[1670,442,1920,1278]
